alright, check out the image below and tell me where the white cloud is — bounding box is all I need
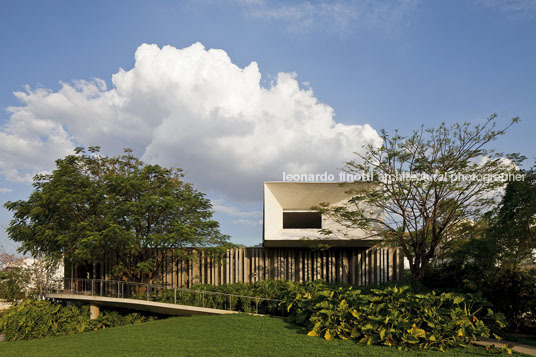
[239,0,419,33]
[476,0,536,18]
[479,0,536,12]
[213,201,262,217]
[0,101,74,183]
[0,42,381,200]
[233,219,263,226]
[0,188,13,193]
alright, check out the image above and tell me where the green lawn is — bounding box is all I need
[0,314,521,357]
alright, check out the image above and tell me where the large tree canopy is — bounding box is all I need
[318,115,520,281]
[488,165,536,269]
[4,147,229,282]
[430,164,536,274]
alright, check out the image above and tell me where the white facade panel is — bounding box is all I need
[263,182,383,247]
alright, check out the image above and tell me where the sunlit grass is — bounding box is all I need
[0,314,519,356]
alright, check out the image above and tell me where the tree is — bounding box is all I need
[423,165,536,275]
[0,246,30,302]
[318,115,519,281]
[4,147,230,283]
[0,245,61,300]
[487,165,536,269]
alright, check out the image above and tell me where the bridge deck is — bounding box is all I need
[46,293,239,316]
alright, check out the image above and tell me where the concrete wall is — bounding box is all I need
[263,182,382,247]
[0,301,12,311]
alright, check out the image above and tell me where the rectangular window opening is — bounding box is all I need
[283,211,322,229]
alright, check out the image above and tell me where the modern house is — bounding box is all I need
[66,181,402,287]
[263,181,383,248]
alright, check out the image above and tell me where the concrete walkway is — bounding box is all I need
[46,293,239,316]
[473,337,536,356]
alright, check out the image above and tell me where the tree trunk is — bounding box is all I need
[409,256,430,282]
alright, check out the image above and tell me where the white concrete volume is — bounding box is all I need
[263,182,383,248]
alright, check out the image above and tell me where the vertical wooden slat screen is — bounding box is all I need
[82,247,405,287]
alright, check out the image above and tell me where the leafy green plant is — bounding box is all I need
[137,280,295,315]
[0,267,29,303]
[425,262,536,333]
[481,268,536,332]
[0,299,158,341]
[285,285,505,351]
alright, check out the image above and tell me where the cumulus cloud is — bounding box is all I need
[0,42,381,200]
[0,188,13,193]
[0,98,74,182]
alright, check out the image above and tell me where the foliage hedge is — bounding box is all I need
[424,264,536,332]
[0,299,157,341]
[286,284,506,351]
[147,280,288,315]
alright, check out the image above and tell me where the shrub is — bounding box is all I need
[0,299,157,341]
[424,263,536,332]
[147,280,292,315]
[285,285,505,351]
[0,267,30,303]
[482,268,536,332]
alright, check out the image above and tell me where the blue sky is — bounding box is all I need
[1,0,535,253]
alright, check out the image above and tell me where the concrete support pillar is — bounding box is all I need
[90,304,100,320]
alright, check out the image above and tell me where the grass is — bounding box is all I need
[0,314,523,357]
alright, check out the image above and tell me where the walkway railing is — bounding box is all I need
[47,278,286,316]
